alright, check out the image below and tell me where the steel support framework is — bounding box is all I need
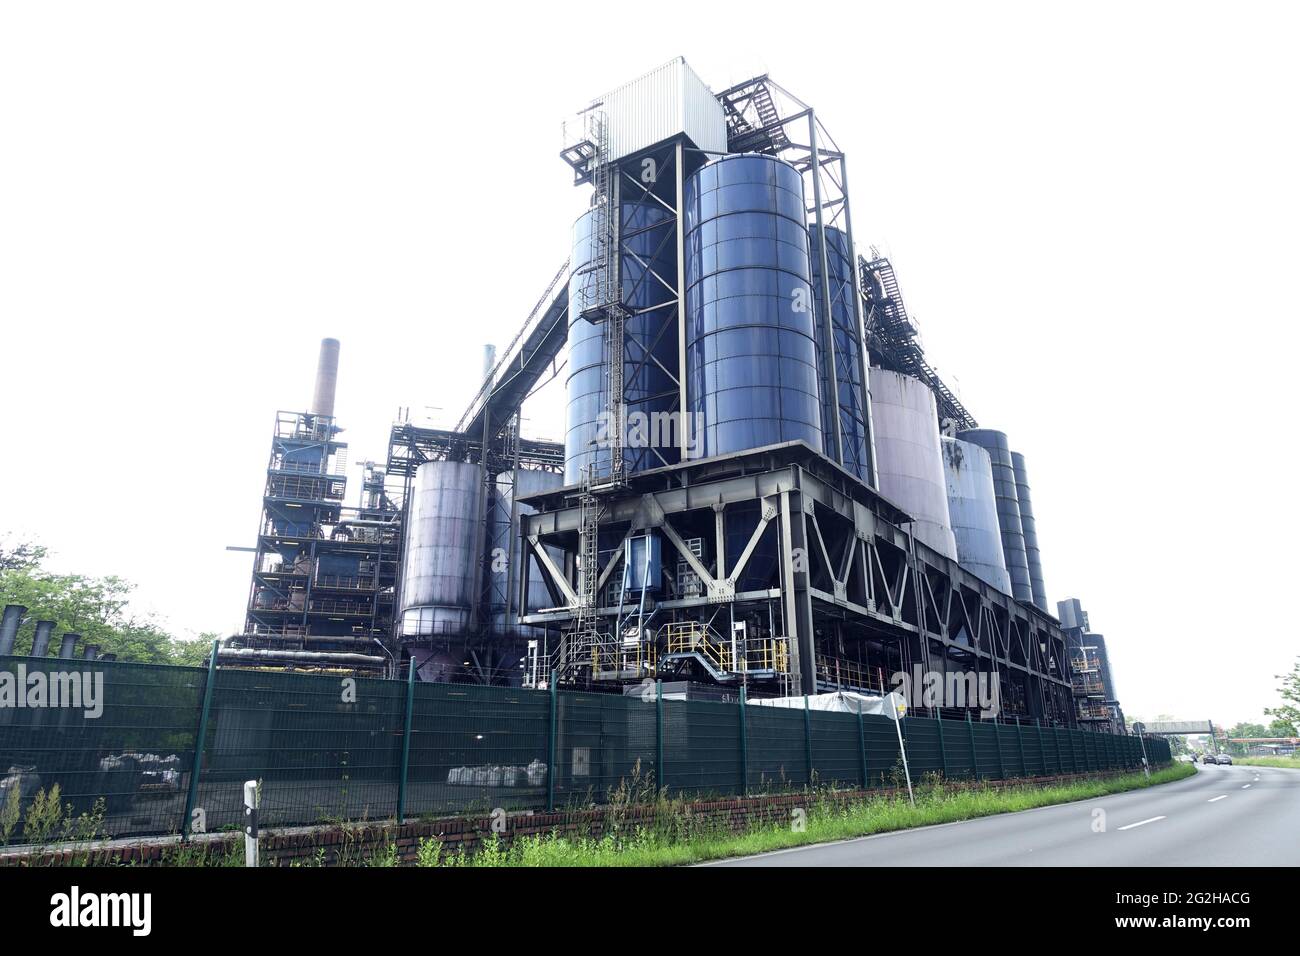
[518,442,1075,725]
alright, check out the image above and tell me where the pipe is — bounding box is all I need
[217,647,385,666]
[30,620,55,657]
[310,337,341,419]
[482,343,497,382]
[58,633,80,659]
[82,644,100,660]
[0,604,25,655]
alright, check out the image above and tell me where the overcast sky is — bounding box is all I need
[1,2,1295,727]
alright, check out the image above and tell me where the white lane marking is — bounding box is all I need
[1208,795,1228,802]
[1118,816,1166,831]
[1242,784,1251,789]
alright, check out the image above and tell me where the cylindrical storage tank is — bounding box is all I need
[942,438,1013,593]
[1010,451,1048,611]
[398,461,482,637]
[868,369,957,560]
[564,197,680,484]
[957,429,1032,603]
[489,467,565,637]
[810,225,872,483]
[684,154,823,459]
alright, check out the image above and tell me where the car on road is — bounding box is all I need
[1215,754,1233,765]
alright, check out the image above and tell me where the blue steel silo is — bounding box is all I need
[809,225,871,483]
[941,436,1013,594]
[1010,450,1048,611]
[564,199,681,484]
[957,428,1033,604]
[684,154,823,459]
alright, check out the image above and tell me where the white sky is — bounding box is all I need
[1,2,1296,727]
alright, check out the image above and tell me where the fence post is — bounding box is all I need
[655,679,664,793]
[935,714,949,778]
[739,685,749,796]
[182,639,219,840]
[967,712,978,779]
[803,695,814,784]
[397,657,415,824]
[994,720,1006,779]
[1016,719,1028,777]
[1053,726,1065,775]
[547,670,557,812]
[1035,718,1046,776]
[857,710,868,789]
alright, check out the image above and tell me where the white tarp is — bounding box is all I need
[749,691,914,803]
[747,690,907,720]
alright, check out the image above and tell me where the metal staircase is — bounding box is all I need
[859,253,979,431]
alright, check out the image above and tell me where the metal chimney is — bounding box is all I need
[58,633,80,659]
[310,337,341,419]
[31,621,55,657]
[482,343,497,382]
[0,604,25,655]
[99,653,117,662]
[82,644,100,660]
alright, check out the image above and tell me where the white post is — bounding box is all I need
[243,779,259,868]
[888,693,915,806]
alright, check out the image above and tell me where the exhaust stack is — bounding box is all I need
[58,633,80,659]
[0,604,24,655]
[311,337,341,419]
[31,620,55,657]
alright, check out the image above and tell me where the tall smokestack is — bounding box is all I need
[482,343,497,382]
[82,644,100,660]
[31,620,55,657]
[58,633,80,659]
[311,337,340,419]
[0,604,24,655]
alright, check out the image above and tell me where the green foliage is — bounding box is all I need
[1265,658,1300,728]
[0,535,214,665]
[412,763,1196,867]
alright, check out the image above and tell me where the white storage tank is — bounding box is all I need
[398,461,482,637]
[867,368,957,560]
[941,437,1013,594]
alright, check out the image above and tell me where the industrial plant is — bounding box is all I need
[230,58,1125,730]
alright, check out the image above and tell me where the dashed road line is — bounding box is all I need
[1118,816,1166,831]
[1208,795,1228,802]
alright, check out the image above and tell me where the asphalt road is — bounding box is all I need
[706,763,1300,866]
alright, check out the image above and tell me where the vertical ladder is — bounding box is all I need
[576,109,629,487]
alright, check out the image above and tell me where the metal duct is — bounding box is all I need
[482,344,497,382]
[58,633,80,659]
[31,620,55,657]
[1010,450,1048,611]
[82,644,100,660]
[99,653,117,662]
[310,337,341,419]
[0,604,25,655]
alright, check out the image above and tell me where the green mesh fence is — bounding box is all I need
[0,655,1171,845]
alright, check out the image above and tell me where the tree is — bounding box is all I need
[1265,658,1300,728]
[0,537,216,665]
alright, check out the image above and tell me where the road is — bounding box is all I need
[705,764,1300,866]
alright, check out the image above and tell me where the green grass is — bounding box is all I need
[1231,755,1300,769]
[420,762,1197,867]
